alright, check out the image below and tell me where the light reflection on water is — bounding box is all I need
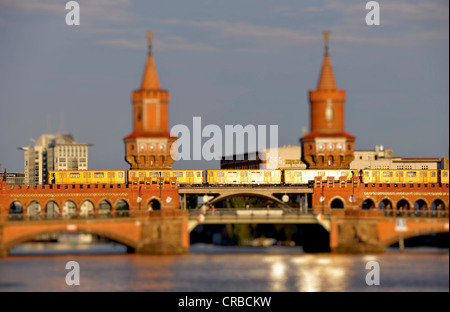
[0,243,448,292]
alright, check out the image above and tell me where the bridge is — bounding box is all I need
[0,178,448,255]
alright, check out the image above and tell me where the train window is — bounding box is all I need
[88,173,91,178]
[118,172,123,178]
[83,173,86,178]
[148,172,159,177]
[364,171,370,177]
[318,171,325,177]
[444,172,448,177]
[383,172,393,177]
[406,172,416,177]
[218,172,224,177]
[139,172,143,177]
[94,172,104,178]
[173,172,183,177]
[108,172,111,178]
[228,172,237,177]
[264,172,271,177]
[59,173,62,178]
[431,172,436,177]
[210,171,214,178]
[64,173,66,178]
[70,173,80,178]
[374,172,380,177]
[286,171,291,177]
[196,172,201,177]
[241,171,248,177]
[294,171,301,177]
[341,171,349,177]
[130,172,135,178]
[273,171,280,177]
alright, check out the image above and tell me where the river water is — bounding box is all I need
[0,243,448,292]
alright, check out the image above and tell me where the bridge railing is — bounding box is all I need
[188,207,318,218]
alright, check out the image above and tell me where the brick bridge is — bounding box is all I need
[0,177,448,255]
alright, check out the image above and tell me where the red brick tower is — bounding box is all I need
[124,32,177,169]
[301,32,355,168]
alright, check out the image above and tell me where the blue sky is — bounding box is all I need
[0,0,448,171]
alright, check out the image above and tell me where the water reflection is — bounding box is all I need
[1,244,448,292]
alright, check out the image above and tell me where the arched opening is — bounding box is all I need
[80,200,94,218]
[62,200,77,218]
[99,200,112,217]
[431,199,446,217]
[362,199,375,210]
[327,155,333,166]
[116,199,130,217]
[330,198,344,209]
[396,199,410,216]
[45,201,59,218]
[414,199,428,217]
[379,199,393,216]
[9,201,23,220]
[27,201,42,218]
[149,199,161,211]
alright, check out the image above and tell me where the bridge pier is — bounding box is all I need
[135,211,190,255]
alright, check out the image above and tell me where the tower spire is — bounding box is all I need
[140,30,160,90]
[317,31,337,91]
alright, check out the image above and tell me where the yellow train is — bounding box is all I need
[284,169,358,184]
[361,169,439,184]
[207,169,282,184]
[47,169,449,186]
[128,170,204,185]
[48,170,126,184]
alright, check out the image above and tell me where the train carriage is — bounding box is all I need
[128,170,204,185]
[48,170,126,185]
[362,169,439,184]
[207,169,282,185]
[284,169,357,185]
[440,170,449,184]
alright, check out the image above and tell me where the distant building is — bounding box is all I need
[350,145,443,170]
[20,133,91,185]
[220,145,307,170]
[6,173,25,186]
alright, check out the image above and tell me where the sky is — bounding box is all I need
[0,0,448,172]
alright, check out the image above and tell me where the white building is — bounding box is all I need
[20,133,91,185]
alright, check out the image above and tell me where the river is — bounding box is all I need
[0,242,448,292]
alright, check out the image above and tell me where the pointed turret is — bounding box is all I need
[317,33,337,91]
[124,31,177,170]
[300,31,355,169]
[140,31,161,90]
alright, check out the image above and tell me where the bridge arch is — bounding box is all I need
[431,198,447,210]
[148,197,161,211]
[378,198,393,210]
[80,200,95,217]
[362,197,376,210]
[26,201,42,216]
[381,226,449,248]
[396,198,412,211]
[3,226,137,253]
[62,200,77,217]
[9,200,24,214]
[98,199,112,216]
[116,199,130,216]
[329,196,345,209]
[44,200,60,217]
[207,192,289,208]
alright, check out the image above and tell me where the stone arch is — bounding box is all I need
[26,201,42,217]
[9,201,24,220]
[396,198,411,211]
[208,192,289,208]
[431,199,447,217]
[3,226,138,254]
[362,197,376,210]
[330,197,345,209]
[98,199,112,216]
[62,200,77,218]
[45,200,60,218]
[414,199,428,217]
[378,198,393,210]
[382,226,450,248]
[148,197,161,211]
[116,199,130,217]
[80,200,95,218]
